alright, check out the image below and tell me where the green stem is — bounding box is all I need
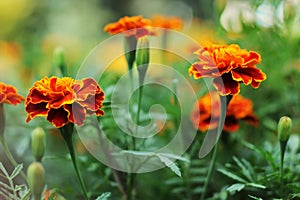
[280,141,287,196]
[200,138,219,200]
[200,95,232,200]
[0,104,27,182]
[60,124,89,200]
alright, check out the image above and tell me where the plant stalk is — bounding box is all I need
[60,124,89,200]
[200,95,232,200]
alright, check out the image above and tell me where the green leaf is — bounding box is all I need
[0,162,9,177]
[291,193,300,199]
[248,195,263,200]
[233,157,253,182]
[226,183,245,193]
[157,155,181,177]
[246,183,266,189]
[95,192,111,200]
[10,164,23,179]
[20,188,31,200]
[218,169,247,183]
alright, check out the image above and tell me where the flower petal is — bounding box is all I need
[213,74,240,96]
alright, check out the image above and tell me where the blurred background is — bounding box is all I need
[1,0,300,199]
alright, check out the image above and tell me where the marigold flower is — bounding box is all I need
[151,15,183,30]
[189,43,266,95]
[0,82,24,105]
[25,77,105,128]
[104,15,153,38]
[191,92,258,132]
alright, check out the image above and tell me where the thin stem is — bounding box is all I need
[200,138,219,200]
[280,141,287,196]
[200,95,232,200]
[60,125,89,200]
[0,104,27,182]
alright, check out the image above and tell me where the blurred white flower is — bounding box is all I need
[220,1,255,33]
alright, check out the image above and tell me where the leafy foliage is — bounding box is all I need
[217,139,300,199]
[0,162,30,200]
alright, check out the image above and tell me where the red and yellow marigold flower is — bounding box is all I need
[151,15,183,30]
[25,77,105,128]
[104,15,153,38]
[191,92,258,132]
[189,43,266,95]
[0,82,24,105]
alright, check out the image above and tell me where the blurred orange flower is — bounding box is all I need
[189,43,266,95]
[25,77,105,128]
[0,82,24,105]
[191,92,258,132]
[151,15,183,30]
[104,15,153,38]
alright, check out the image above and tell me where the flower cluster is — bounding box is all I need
[25,77,105,128]
[0,82,24,105]
[191,92,258,132]
[189,43,266,95]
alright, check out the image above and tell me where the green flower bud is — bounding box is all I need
[136,36,150,67]
[27,162,45,200]
[278,116,292,142]
[31,127,46,162]
[53,47,66,75]
[124,36,138,71]
[136,36,150,86]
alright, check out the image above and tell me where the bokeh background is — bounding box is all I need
[1,0,300,199]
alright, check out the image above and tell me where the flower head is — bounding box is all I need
[104,15,153,38]
[0,82,24,105]
[151,15,183,30]
[25,77,105,128]
[191,92,258,132]
[189,43,266,95]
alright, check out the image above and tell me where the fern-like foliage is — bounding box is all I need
[217,139,300,199]
[0,162,30,200]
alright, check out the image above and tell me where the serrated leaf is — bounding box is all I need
[246,183,266,189]
[20,188,31,200]
[0,162,9,177]
[226,183,245,193]
[218,169,247,183]
[95,192,111,200]
[233,157,253,182]
[158,155,181,177]
[10,164,23,179]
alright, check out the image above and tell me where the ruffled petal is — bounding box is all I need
[213,74,240,96]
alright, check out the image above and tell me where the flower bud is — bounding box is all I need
[124,36,138,71]
[136,36,150,67]
[278,116,292,142]
[53,47,66,75]
[31,127,46,162]
[136,36,150,86]
[27,162,45,200]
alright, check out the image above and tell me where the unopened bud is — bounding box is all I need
[31,127,46,161]
[136,36,150,67]
[278,116,292,142]
[53,47,66,75]
[27,162,45,200]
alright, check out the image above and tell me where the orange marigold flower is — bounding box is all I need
[0,82,24,105]
[191,92,258,132]
[189,43,266,95]
[151,15,183,30]
[104,15,153,38]
[25,77,105,128]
